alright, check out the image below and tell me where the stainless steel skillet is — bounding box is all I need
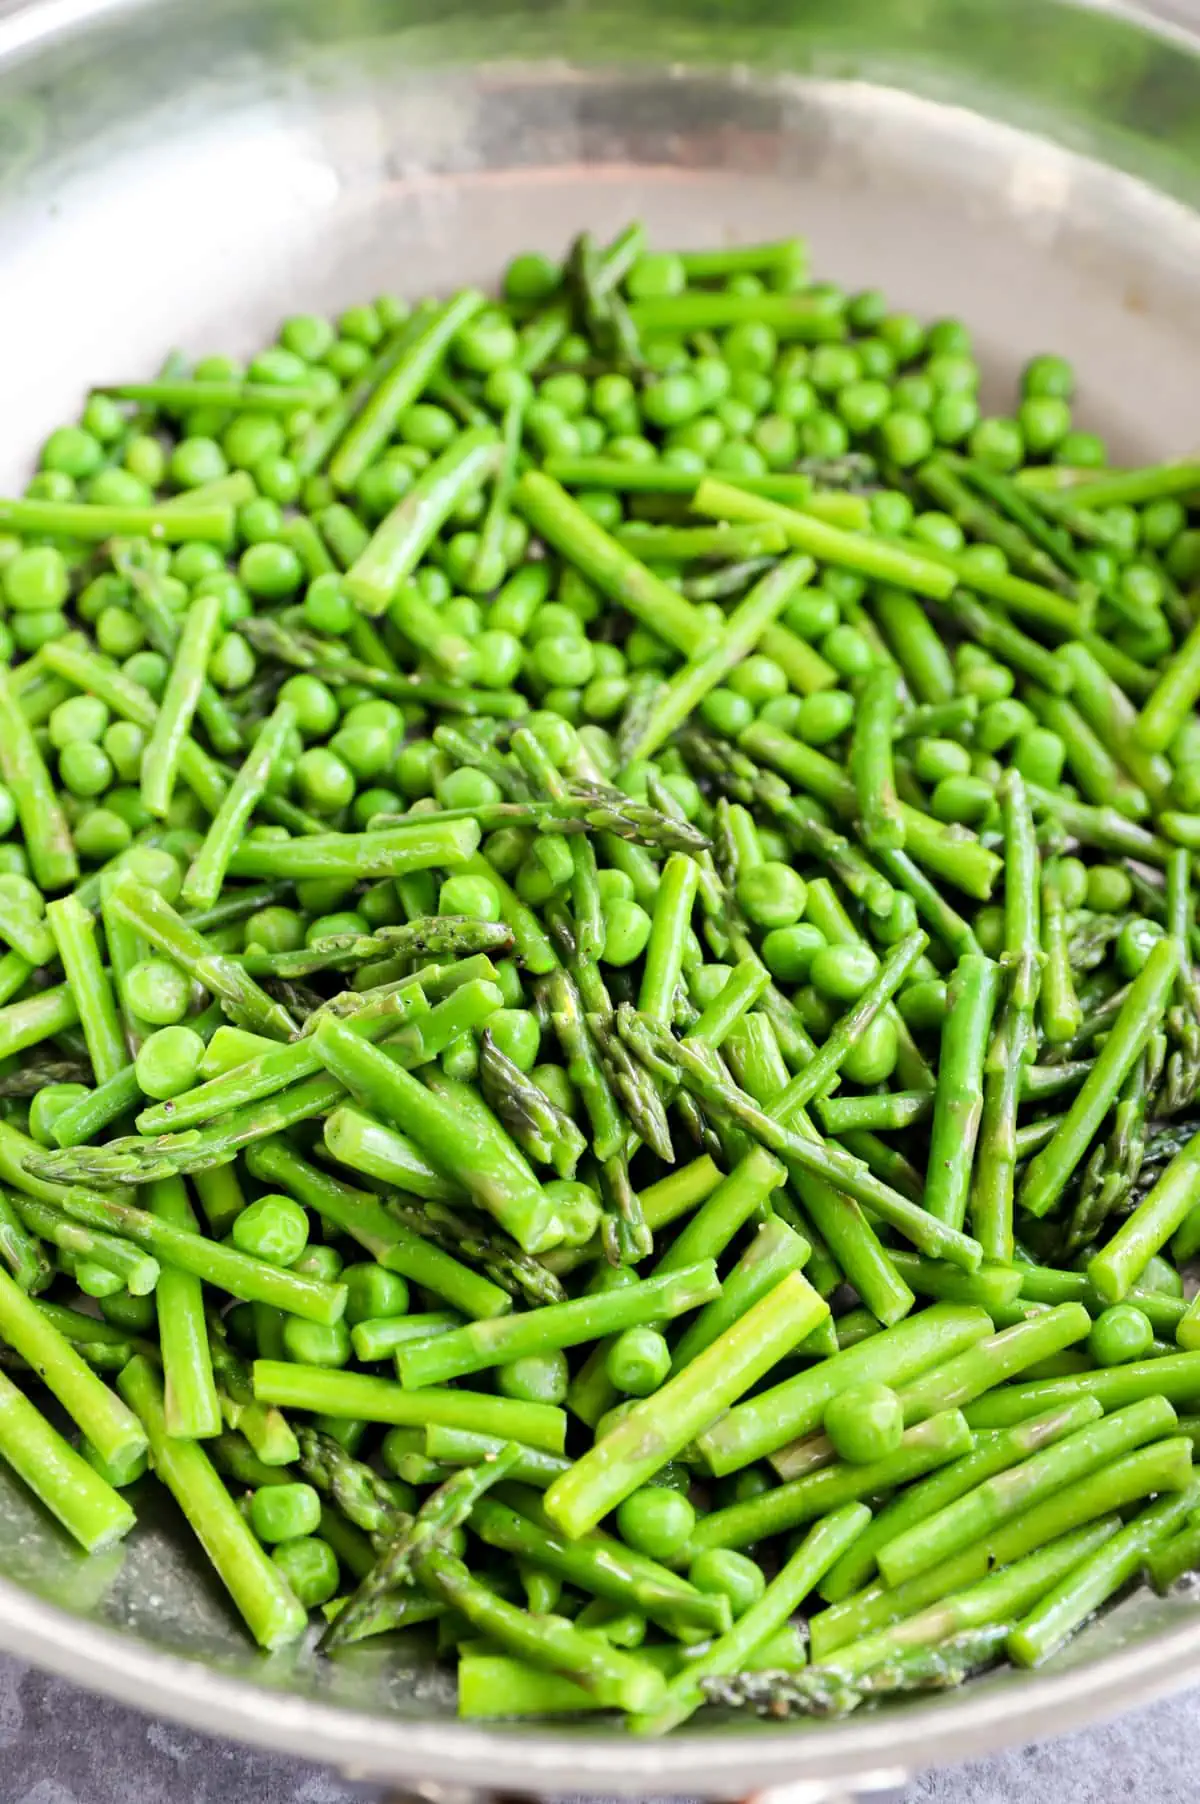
[2,0,1200,1792]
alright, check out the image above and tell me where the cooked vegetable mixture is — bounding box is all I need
[0,222,1199,1728]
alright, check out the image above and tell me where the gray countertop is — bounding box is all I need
[1,1656,1196,1804]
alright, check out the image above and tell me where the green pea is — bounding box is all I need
[439,873,501,922]
[822,571,866,606]
[800,413,850,460]
[773,379,817,422]
[615,1486,696,1560]
[726,655,787,706]
[281,1316,352,1368]
[524,603,580,646]
[29,1083,91,1148]
[796,688,855,746]
[892,372,935,415]
[730,368,772,413]
[238,540,303,599]
[1022,353,1074,400]
[435,766,502,813]
[56,738,111,798]
[846,289,887,333]
[496,1351,570,1405]
[475,830,525,883]
[250,1482,321,1545]
[1086,865,1134,913]
[392,737,438,800]
[295,746,355,815]
[134,1025,205,1100]
[750,413,801,469]
[878,311,925,362]
[271,1536,339,1610]
[640,373,702,429]
[909,511,963,554]
[40,424,104,480]
[750,696,800,737]
[959,544,1008,584]
[125,959,192,1026]
[74,809,133,862]
[503,250,560,303]
[487,1008,541,1072]
[249,341,314,381]
[4,546,69,612]
[711,440,768,479]
[1088,1304,1154,1368]
[927,390,979,443]
[722,320,777,373]
[806,344,857,393]
[898,977,948,1033]
[698,688,756,737]
[784,590,839,641]
[685,965,730,1012]
[735,862,807,930]
[524,710,577,767]
[321,335,369,382]
[307,912,369,946]
[49,694,109,750]
[1142,499,1186,550]
[12,609,69,653]
[878,410,933,467]
[820,625,874,680]
[232,1193,309,1266]
[588,869,631,910]
[529,634,595,689]
[963,908,1005,964]
[809,942,878,1003]
[1055,429,1107,468]
[453,310,519,373]
[758,922,824,983]
[840,1014,899,1085]
[1019,395,1071,454]
[300,572,353,636]
[824,1382,903,1464]
[243,906,305,955]
[832,376,890,434]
